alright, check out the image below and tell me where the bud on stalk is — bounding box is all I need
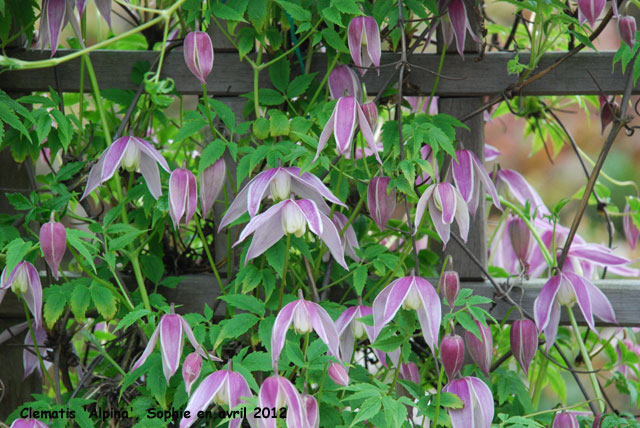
[441,334,465,379]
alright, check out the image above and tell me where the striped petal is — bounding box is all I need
[372,277,412,340]
[159,314,184,383]
[180,371,227,428]
[413,277,442,352]
[334,97,357,154]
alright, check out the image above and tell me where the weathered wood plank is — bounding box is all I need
[1,278,638,325]
[1,50,636,96]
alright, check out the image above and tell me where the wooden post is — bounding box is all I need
[438,0,487,279]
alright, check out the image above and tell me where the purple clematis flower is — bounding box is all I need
[494,169,550,217]
[316,96,382,164]
[329,65,363,101]
[219,167,345,230]
[184,31,214,84]
[169,166,198,229]
[406,96,439,115]
[577,0,606,27]
[465,320,493,377]
[441,334,465,379]
[348,16,381,75]
[258,376,306,428]
[233,198,348,269]
[9,419,50,428]
[328,362,350,386]
[438,0,482,59]
[510,319,538,376]
[414,182,470,247]
[443,377,494,428]
[200,158,226,218]
[441,270,460,307]
[302,394,320,428]
[38,0,82,56]
[335,304,376,364]
[182,352,202,396]
[534,271,617,351]
[330,212,361,263]
[624,202,639,250]
[24,324,51,379]
[0,262,43,328]
[599,96,618,135]
[372,276,442,353]
[399,362,421,383]
[484,144,501,162]
[180,367,255,428]
[81,136,170,200]
[131,307,219,383]
[271,290,341,371]
[452,149,501,216]
[39,213,66,279]
[368,176,396,231]
[552,412,579,428]
[618,15,637,48]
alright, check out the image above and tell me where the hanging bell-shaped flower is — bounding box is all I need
[184,31,214,84]
[441,334,465,379]
[39,212,67,279]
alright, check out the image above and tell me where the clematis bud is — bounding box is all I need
[552,412,579,428]
[441,270,460,307]
[200,158,226,218]
[328,362,350,386]
[348,16,381,75]
[577,0,605,27]
[599,96,618,135]
[444,377,494,428]
[592,414,604,428]
[619,15,637,48]
[510,319,538,375]
[303,394,320,428]
[441,334,465,379]
[39,213,67,279]
[169,166,198,229]
[624,202,639,250]
[281,200,307,237]
[270,170,292,201]
[360,102,378,130]
[465,321,493,377]
[508,217,531,263]
[329,65,363,101]
[10,419,50,428]
[367,176,396,231]
[184,31,214,84]
[182,352,202,396]
[399,362,420,384]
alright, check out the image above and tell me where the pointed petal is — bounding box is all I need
[278,376,306,428]
[227,371,253,427]
[334,97,357,154]
[200,158,226,218]
[430,200,451,246]
[315,108,337,162]
[448,0,468,59]
[624,203,639,250]
[357,103,383,164]
[414,184,436,233]
[581,277,617,324]
[363,17,381,71]
[101,137,129,182]
[39,221,66,279]
[47,0,67,56]
[414,277,442,352]
[569,244,632,266]
[179,371,227,428]
[372,277,412,340]
[470,151,501,210]
[247,169,279,217]
[469,377,495,428]
[131,323,160,372]
[444,378,473,428]
[182,352,203,396]
[497,169,550,216]
[185,169,198,226]
[81,148,109,200]
[564,273,595,331]
[236,201,286,245]
[160,314,184,383]
[169,169,189,229]
[288,167,347,207]
[271,301,300,369]
[452,150,474,202]
[139,153,163,199]
[339,322,355,364]
[23,263,43,328]
[134,137,170,172]
[95,0,112,27]
[306,301,341,359]
[348,17,364,71]
[294,199,323,236]
[219,177,254,230]
[454,190,470,242]
[533,275,562,332]
[319,213,348,270]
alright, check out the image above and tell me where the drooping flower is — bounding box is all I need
[438,0,481,59]
[131,307,219,383]
[169,166,198,229]
[39,213,66,279]
[24,324,51,380]
[180,367,254,428]
[494,169,550,217]
[372,276,442,353]
[552,412,579,428]
[329,65,363,101]
[360,102,378,130]
[302,394,320,428]
[465,320,493,377]
[0,262,43,328]
[328,362,350,386]
[182,352,202,396]
[618,15,637,48]
[577,0,606,27]
[200,158,226,218]
[315,96,382,164]
[414,182,470,247]
[9,419,50,428]
[368,176,396,231]
[38,0,82,56]
[81,136,170,200]
[271,290,341,371]
[347,16,381,75]
[624,202,639,250]
[441,270,460,307]
[219,167,345,230]
[399,362,421,383]
[507,217,532,265]
[452,149,501,216]
[335,304,377,364]
[443,377,494,428]
[599,95,618,135]
[331,212,361,263]
[441,334,465,379]
[184,31,214,84]
[510,319,538,375]
[405,96,439,115]
[484,144,501,162]
[257,376,306,428]
[534,272,617,350]
[233,198,349,269]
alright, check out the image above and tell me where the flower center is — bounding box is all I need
[433,187,443,212]
[402,286,422,311]
[556,278,576,306]
[282,202,306,238]
[270,171,291,201]
[292,305,313,334]
[10,266,29,295]
[213,383,229,406]
[351,320,366,340]
[122,143,141,172]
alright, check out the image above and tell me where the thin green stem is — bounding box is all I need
[278,234,292,310]
[195,216,226,295]
[425,47,447,114]
[253,46,264,118]
[23,300,55,387]
[304,53,340,116]
[130,255,152,312]
[431,361,446,427]
[258,20,322,70]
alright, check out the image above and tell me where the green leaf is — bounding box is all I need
[331,0,362,15]
[322,28,349,53]
[269,110,290,137]
[4,238,33,276]
[248,0,268,30]
[253,117,271,139]
[50,110,72,151]
[44,285,68,328]
[218,294,266,317]
[353,266,367,296]
[208,98,236,130]
[439,392,464,408]
[372,332,404,352]
[140,254,164,285]
[90,283,118,320]
[70,282,91,320]
[198,140,226,175]
[115,308,151,331]
[269,59,291,93]
[287,73,317,98]
[350,397,382,427]
[211,2,247,22]
[216,313,259,347]
[265,239,287,277]
[456,311,481,339]
[0,100,32,142]
[174,118,207,142]
[275,0,311,21]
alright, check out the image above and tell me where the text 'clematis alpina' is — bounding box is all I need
[234,198,348,269]
[372,275,441,352]
[347,16,381,75]
[271,290,341,371]
[180,366,254,428]
[0,261,43,328]
[219,166,345,230]
[414,182,469,247]
[81,136,170,200]
[444,376,494,428]
[315,96,382,164]
[534,272,616,350]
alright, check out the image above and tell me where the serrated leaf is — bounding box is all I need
[322,28,349,53]
[208,98,236,130]
[115,308,151,331]
[174,118,206,142]
[218,294,266,317]
[265,239,287,277]
[70,283,91,320]
[216,313,259,347]
[4,238,33,276]
[456,311,481,339]
[90,283,117,320]
[287,73,317,98]
[353,266,367,296]
[211,2,247,22]
[350,397,382,427]
[269,59,291,93]
[44,285,68,328]
[275,0,311,21]
[269,110,290,137]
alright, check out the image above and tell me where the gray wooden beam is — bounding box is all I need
[1,50,637,96]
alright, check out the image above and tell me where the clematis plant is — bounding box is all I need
[183,31,214,84]
[0,261,43,328]
[414,181,470,246]
[444,377,494,428]
[257,376,306,428]
[451,149,502,216]
[367,176,396,231]
[347,16,381,75]
[169,165,198,229]
[39,213,66,279]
